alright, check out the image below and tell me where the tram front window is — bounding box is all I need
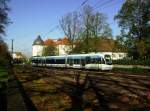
[105,55,112,65]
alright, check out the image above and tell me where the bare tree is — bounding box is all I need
[80,5,112,53]
[81,5,93,53]
[59,11,81,52]
[60,5,112,54]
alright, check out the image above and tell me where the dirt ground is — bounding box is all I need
[14,66,150,111]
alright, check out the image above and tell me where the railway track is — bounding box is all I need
[14,66,150,111]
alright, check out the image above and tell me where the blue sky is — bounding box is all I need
[6,0,125,57]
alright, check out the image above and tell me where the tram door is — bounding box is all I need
[81,58,86,69]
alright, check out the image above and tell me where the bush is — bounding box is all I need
[113,59,150,66]
[0,42,11,67]
[113,67,150,73]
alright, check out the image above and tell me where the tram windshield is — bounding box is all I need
[104,55,112,65]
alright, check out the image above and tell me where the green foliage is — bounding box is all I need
[0,0,9,38]
[72,37,115,54]
[42,46,57,56]
[79,5,112,53]
[0,67,8,79]
[115,0,150,59]
[0,0,11,67]
[114,31,127,52]
[60,5,112,54]
[0,66,8,90]
[0,42,11,66]
[113,59,150,66]
[113,67,150,73]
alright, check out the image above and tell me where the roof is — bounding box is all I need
[56,37,70,45]
[33,35,44,45]
[44,38,56,46]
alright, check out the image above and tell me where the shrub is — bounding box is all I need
[112,59,150,66]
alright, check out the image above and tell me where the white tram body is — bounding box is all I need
[32,54,113,70]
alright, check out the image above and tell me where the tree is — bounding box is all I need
[114,30,128,52]
[43,39,57,56]
[0,42,9,65]
[60,5,112,54]
[59,11,81,52]
[0,0,10,66]
[115,0,150,59]
[73,5,112,53]
[0,0,9,39]
[42,46,56,56]
[90,10,112,52]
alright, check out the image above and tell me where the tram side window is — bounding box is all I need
[42,59,44,64]
[46,59,50,64]
[91,58,95,64]
[101,58,105,64]
[67,58,73,65]
[73,59,80,64]
[46,59,54,64]
[37,59,40,63]
[41,59,44,64]
[97,58,101,64]
[86,57,91,64]
[32,59,38,64]
[35,60,38,64]
[67,59,70,64]
[39,59,42,63]
[55,59,65,64]
[91,58,97,64]
[81,58,86,66]
[32,59,35,63]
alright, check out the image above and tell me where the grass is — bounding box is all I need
[0,66,8,88]
[0,66,7,111]
[113,59,150,66]
[112,67,150,73]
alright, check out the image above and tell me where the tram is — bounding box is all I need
[32,54,113,70]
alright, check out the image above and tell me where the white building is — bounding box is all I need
[32,36,127,60]
[12,52,24,59]
[32,35,44,56]
[57,44,71,55]
[32,36,70,56]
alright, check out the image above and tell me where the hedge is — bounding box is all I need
[112,59,150,66]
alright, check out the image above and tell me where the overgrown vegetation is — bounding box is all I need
[0,0,11,67]
[115,0,150,59]
[0,42,11,66]
[112,67,150,73]
[59,0,150,64]
[0,1,10,110]
[60,5,113,54]
[42,45,57,56]
[0,66,7,110]
[42,38,57,56]
[113,59,150,66]
[0,66,8,82]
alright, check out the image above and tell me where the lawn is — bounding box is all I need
[0,66,8,91]
[0,66,8,110]
[0,66,8,84]
[112,67,150,73]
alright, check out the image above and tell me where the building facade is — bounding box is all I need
[32,35,44,56]
[32,35,127,60]
[12,52,24,59]
[32,36,70,56]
